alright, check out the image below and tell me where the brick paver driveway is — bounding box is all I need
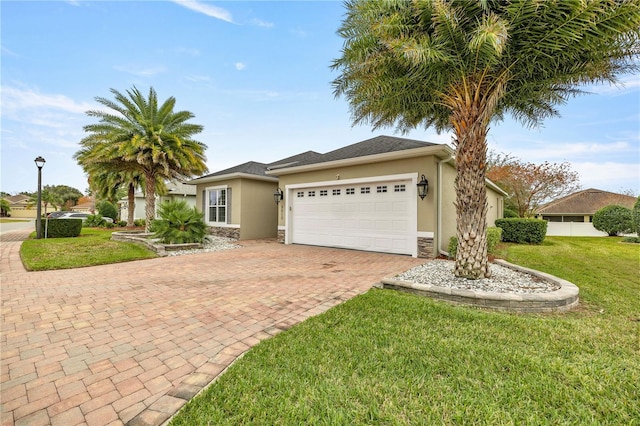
[1,230,423,426]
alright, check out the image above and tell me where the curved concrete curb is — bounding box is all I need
[380,259,579,313]
[111,231,202,257]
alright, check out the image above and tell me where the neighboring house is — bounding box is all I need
[189,135,506,258]
[118,180,197,220]
[1,194,46,218]
[536,188,637,236]
[71,198,94,213]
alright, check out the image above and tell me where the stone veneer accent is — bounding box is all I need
[209,226,240,240]
[417,237,434,258]
[277,229,285,244]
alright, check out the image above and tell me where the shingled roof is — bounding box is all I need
[191,135,437,182]
[537,188,637,215]
[285,135,437,167]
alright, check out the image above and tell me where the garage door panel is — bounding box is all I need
[291,179,415,255]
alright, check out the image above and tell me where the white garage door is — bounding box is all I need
[289,178,415,255]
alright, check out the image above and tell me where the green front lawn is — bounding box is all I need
[171,237,640,425]
[20,228,156,270]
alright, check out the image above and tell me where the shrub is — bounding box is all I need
[97,201,118,221]
[84,214,106,228]
[592,205,633,236]
[448,227,502,258]
[621,236,640,244]
[503,208,519,218]
[117,220,128,227]
[633,197,640,236]
[43,218,82,238]
[487,227,502,251]
[134,219,145,227]
[152,200,207,244]
[495,218,547,244]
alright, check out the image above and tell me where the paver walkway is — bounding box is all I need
[0,230,423,425]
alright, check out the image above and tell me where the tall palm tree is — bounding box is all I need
[332,0,640,279]
[78,86,208,231]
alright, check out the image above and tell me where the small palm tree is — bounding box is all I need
[78,86,208,231]
[152,200,207,244]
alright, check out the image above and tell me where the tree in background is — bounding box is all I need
[41,185,83,211]
[332,0,640,279]
[633,197,640,237]
[0,199,11,217]
[593,205,633,236]
[486,152,581,217]
[77,86,208,231]
[27,185,83,214]
[96,200,118,222]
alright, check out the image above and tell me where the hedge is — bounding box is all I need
[495,218,547,244]
[42,219,82,238]
[448,227,502,258]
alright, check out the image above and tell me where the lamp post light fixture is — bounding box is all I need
[274,187,284,205]
[34,156,46,239]
[417,174,429,200]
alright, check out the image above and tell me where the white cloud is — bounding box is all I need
[572,162,640,192]
[0,85,93,115]
[235,62,246,71]
[171,0,233,23]
[586,74,640,96]
[1,45,19,57]
[251,18,274,28]
[113,65,167,77]
[291,27,308,38]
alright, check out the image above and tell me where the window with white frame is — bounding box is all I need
[206,187,227,224]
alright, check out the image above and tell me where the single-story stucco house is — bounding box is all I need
[189,135,506,258]
[1,194,46,218]
[118,180,197,220]
[536,188,637,236]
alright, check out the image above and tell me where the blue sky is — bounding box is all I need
[2,0,639,197]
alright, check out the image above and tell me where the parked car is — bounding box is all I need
[55,212,114,223]
[47,211,73,218]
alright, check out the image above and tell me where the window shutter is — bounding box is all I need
[226,188,232,224]
[202,190,206,219]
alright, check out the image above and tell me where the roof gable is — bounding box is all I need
[5,194,31,204]
[538,188,637,214]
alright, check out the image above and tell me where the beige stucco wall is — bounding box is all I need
[239,179,278,239]
[6,207,38,219]
[194,178,278,240]
[439,162,457,254]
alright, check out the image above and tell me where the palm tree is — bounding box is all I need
[0,198,11,217]
[78,86,208,231]
[332,0,640,279]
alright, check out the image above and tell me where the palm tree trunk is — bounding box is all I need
[144,171,156,232]
[127,183,135,227]
[452,107,490,279]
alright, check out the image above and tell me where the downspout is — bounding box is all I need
[437,155,455,257]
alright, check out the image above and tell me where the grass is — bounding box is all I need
[20,228,157,270]
[0,218,30,223]
[170,236,640,425]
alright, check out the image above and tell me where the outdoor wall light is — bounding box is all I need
[274,187,284,205]
[417,174,429,200]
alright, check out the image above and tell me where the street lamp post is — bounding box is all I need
[34,156,46,239]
